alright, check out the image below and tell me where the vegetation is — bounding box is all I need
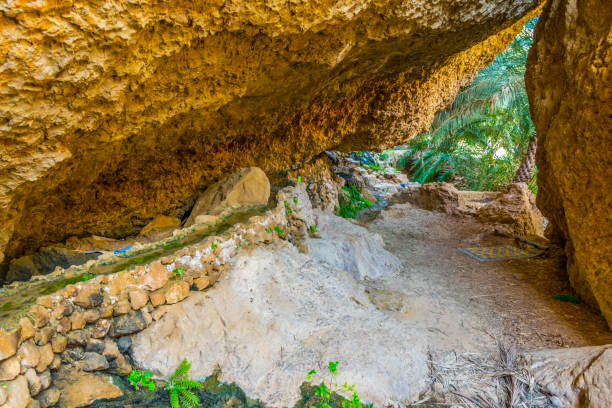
[301,361,372,408]
[128,369,156,391]
[211,241,218,250]
[165,359,202,408]
[399,18,538,192]
[336,186,371,219]
[172,265,185,279]
[310,225,317,233]
[128,359,202,408]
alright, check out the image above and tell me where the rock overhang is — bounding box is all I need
[0,0,542,277]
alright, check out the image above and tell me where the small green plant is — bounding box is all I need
[310,225,317,233]
[336,186,371,219]
[297,176,302,183]
[293,197,299,204]
[128,369,156,391]
[274,226,284,235]
[305,362,372,408]
[172,265,185,279]
[285,200,292,215]
[552,294,580,304]
[265,227,271,234]
[165,359,202,408]
[211,241,218,250]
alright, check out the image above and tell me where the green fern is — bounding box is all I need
[165,359,202,408]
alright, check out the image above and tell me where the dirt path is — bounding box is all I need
[361,202,611,354]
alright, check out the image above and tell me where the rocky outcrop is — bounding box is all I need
[0,0,541,275]
[528,345,612,408]
[132,226,427,407]
[525,0,612,326]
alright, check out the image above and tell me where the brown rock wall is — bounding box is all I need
[0,0,541,274]
[526,0,612,326]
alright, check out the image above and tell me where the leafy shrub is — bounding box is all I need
[172,265,185,279]
[304,361,372,408]
[336,186,371,219]
[128,369,156,391]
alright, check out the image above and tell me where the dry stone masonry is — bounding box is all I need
[0,177,300,407]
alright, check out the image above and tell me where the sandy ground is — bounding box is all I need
[360,203,612,354]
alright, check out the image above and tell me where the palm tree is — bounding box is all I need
[400,18,538,192]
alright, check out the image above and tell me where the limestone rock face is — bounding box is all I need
[132,237,428,407]
[528,345,612,408]
[525,0,612,326]
[0,0,541,276]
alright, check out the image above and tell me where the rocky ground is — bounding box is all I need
[0,157,610,408]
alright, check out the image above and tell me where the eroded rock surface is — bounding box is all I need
[0,0,541,276]
[132,233,429,407]
[525,0,612,326]
[528,345,612,408]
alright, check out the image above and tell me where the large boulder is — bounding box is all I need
[476,182,545,238]
[132,234,428,406]
[185,167,270,226]
[307,211,402,280]
[528,345,612,408]
[0,0,541,277]
[525,0,612,326]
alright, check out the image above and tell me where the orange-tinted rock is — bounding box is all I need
[0,330,20,361]
[17,341,40,369]
[526,0,612,326]
[82,310,101,324]
[28,306,50,328]
[137,262,171,291]
[164,281,190,305]
[185,167,271,226]
[17,319,35,343]
[33,328,53,347]
[149,292,166,307]
[36,344,53,373]
[54,317,71,334]
[70,313,86,331]
[0,356,20,381]
[52,301,73,320]
[138,215,181,242]
[0,0,542,277]
[106,270,137,297]
[51,335,67,354]
[73,284,104,309]
[193,277,212,291]
[113,300,131,316]
[0,375,31,408]
[128,289,149,310]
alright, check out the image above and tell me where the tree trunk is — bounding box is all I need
[512,134,537,183]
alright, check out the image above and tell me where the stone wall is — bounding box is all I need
[0,184,311,407]
[0,0,542,273]
[525,0,612,326]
